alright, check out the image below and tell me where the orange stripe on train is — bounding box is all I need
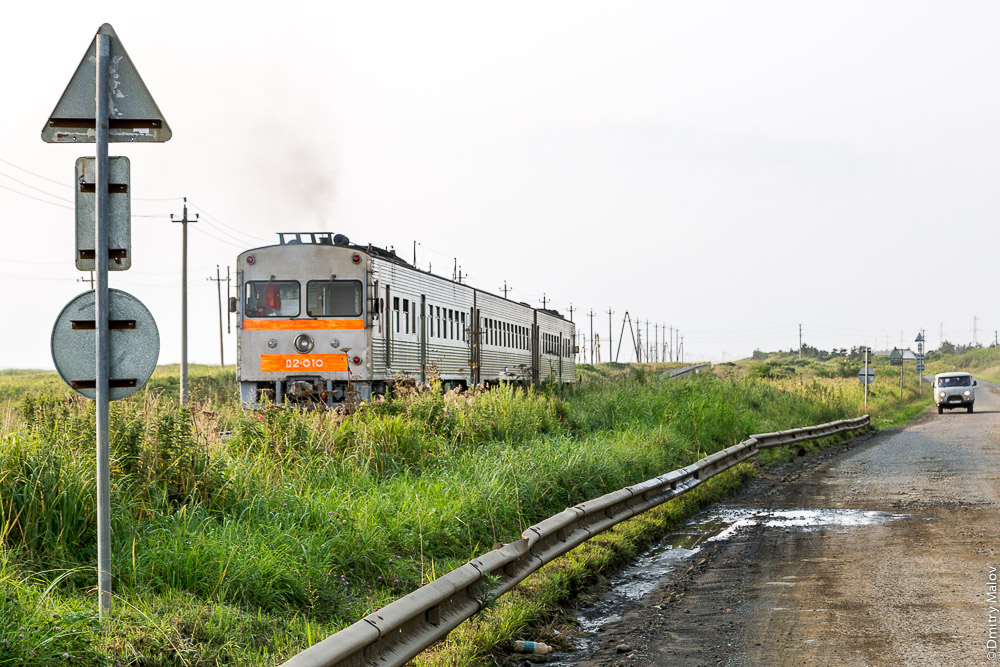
[259,354,349,373]
[243,319,365,331]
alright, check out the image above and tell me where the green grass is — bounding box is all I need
[0,362,929,665]
[924,347,1000,382]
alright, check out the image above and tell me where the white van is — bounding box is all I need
[932,372,976,414]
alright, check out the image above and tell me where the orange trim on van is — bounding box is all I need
[243,319,365,331]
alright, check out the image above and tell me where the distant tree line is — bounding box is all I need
[751,345,871,362]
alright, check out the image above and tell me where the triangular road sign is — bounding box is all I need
[41,23,171,143]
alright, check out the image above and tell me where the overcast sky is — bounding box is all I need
[2,1,998,370]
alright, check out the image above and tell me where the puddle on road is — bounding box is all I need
[546,507,906,664]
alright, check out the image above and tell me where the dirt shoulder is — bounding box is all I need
[565,387,1000,666]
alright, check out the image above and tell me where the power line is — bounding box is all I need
[0,169,72,202]
[0,155,181,202]
[188,200,270,243]
[190,224,247,249]
[0,156,72,188]
[0,182,73,209]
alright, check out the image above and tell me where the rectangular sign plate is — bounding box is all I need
[75,156,130,270]
[260,353,348,373]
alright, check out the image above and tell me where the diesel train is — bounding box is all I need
[234,232,576,407]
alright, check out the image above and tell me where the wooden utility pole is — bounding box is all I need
[588,310,595,364]
[646,320,650,362]
[607,308,614,362]
[568,303,575,322]
[208,265,228,367]
[171,197,198,406]
[636,320,643,362]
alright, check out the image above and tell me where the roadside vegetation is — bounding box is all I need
[0,359,931,665]
[923,345,1000,382]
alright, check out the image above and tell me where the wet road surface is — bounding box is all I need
[558,383,1000,666]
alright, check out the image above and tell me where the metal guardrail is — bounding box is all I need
[665,364,710,378]
[281,414,870,667]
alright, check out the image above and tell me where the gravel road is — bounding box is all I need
[562,383,1000,666]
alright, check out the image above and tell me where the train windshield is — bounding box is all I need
[244,280,300,317]
[307,280,363,317]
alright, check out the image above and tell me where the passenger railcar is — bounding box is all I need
[235,232,575,407]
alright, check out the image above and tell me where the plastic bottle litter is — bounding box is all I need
[512,640,553,655]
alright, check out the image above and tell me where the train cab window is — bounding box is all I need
[244,280,300,318]
[306,280,363,317]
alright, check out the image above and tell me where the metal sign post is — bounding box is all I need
[915,331,925,397]
[43,23,171,619]
[94,32,112,617]
[858,347,873,413]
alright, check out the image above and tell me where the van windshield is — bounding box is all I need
[937,376,972,387]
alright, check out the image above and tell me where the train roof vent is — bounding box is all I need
[277,232,350,246]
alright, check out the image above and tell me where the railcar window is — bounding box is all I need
[306,280,363,317]
[403,299,410,334]
[436,306,441,338]
[393,297,400,332]
[244,280,300,318]
[461,313,466,342]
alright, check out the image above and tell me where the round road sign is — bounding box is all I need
[858,369,876,386]
[51,289,159,400]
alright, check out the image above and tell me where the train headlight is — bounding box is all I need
[352,355,362,365]
[268,338,277,349]
[330,338,341,348]
[294,334,314,353]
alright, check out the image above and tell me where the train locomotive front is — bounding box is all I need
[236,233,372,407]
